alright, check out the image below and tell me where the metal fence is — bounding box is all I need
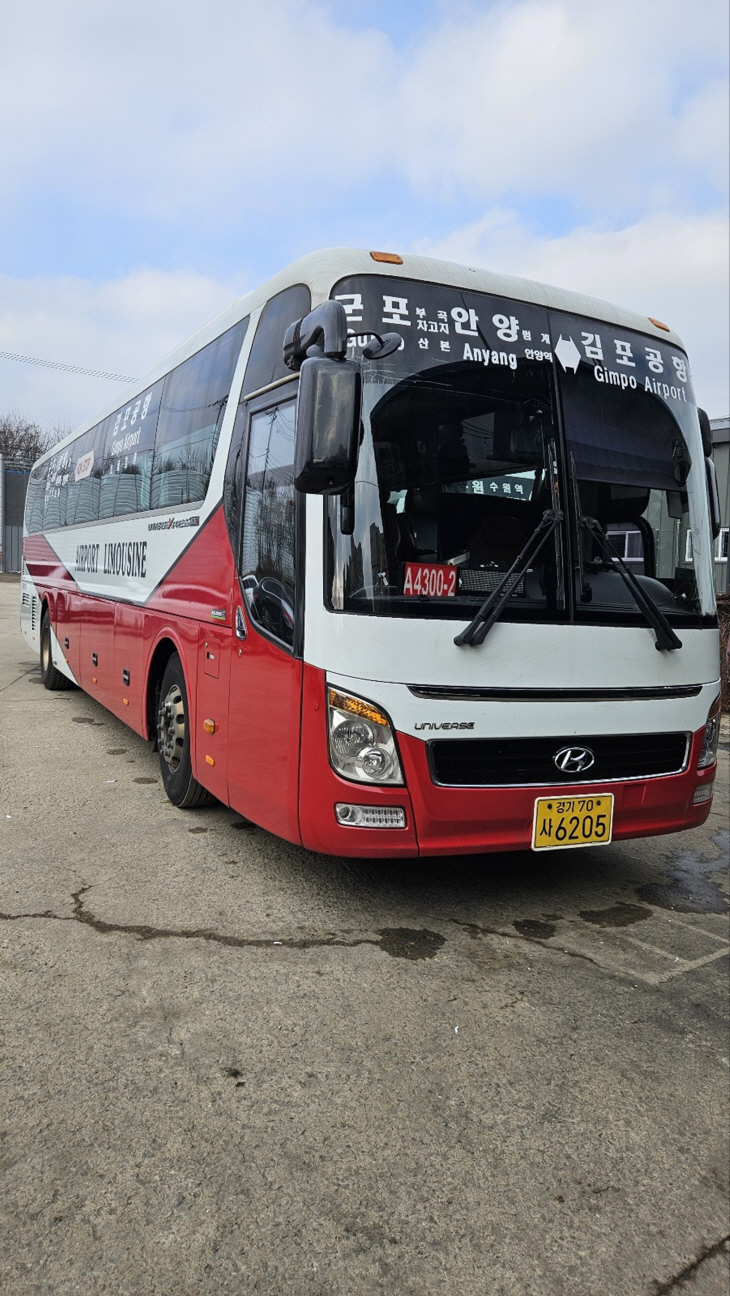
[0,455,31,573]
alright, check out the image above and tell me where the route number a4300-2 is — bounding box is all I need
[403,562,457,598]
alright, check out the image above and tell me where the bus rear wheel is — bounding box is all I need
[156,652,215,808]
[40,609,74,690]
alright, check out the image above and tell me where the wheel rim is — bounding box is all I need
[158,682,186,771]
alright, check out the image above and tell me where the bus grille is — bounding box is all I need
[428,733,689,787]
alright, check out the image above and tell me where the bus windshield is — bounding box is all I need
[327,357,564,621]
[326,277,715,627]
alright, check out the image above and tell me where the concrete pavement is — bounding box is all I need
[1,576,728,1295]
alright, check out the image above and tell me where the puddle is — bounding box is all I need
[579,903,652,928]
[637,837,729,915]
[514,919,556,939]
[376,928,445,960]
[231,819,257,831]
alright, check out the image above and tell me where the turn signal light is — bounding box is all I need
[370,251,403,264]
[203,718,216,734]
[205,755,215,766]
[328,688,388,728]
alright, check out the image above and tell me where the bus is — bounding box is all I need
[21,248,722,857]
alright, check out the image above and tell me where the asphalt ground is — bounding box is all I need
[1,575,728,1296]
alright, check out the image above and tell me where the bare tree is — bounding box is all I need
[0,412,70,467]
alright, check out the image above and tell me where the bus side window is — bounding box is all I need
[99,380,163,518]
[65,422,106,527]
[240,400,297,648]
[25,462,47,534]
[224,285,309,552]
[151,319,247,511]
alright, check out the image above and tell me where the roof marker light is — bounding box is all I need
[649,318,671,331]
[370,251,403,264]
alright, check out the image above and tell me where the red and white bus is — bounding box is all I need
[22,248,722,856]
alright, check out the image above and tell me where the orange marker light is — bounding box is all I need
[205,755,215,766]
[123,698,129,706]
[370,251,403,264]
[92,676,98,684]
[203,718,216,734]
[649,317,670,331]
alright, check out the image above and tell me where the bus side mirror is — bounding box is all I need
[294,356,361,494]
[698,408,713,458]
[698,409,721,539]
[706,456,722,540]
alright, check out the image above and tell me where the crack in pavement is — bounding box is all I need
[0,888,446,960]
[652,1233,730,1294]
[444,916,603,969]
[0,665,40,693]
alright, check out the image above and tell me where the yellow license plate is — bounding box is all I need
[531,794,614,850]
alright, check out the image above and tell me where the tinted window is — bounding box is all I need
[42,444,74,529]
[224,287,308,551]
[25,462,47,534]
[99,378,164,517]
[550,308,715,618]
[151,319,247,510]
[242,285,310,397]
[65,422,107,526]
[241,400,297,647]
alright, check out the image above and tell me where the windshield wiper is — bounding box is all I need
[580,516,682,652]
[454,509,563,647]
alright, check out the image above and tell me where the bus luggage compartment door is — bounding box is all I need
[196,625,230,802]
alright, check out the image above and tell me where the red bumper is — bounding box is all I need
[298,667,714,858]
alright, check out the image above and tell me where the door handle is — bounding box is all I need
[235,606,247,641]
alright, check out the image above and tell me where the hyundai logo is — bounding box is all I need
[553,745,595,774]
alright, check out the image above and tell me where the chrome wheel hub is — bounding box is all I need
[158,683,186,771]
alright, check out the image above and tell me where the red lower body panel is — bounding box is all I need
[398,729,712,856]
[298,665,713,858]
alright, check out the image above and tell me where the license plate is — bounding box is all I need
[403,562,457,598]
[531,794,614,851]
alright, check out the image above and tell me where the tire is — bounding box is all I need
[40,609,74,690]
[156,652,215,808]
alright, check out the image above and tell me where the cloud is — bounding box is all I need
[0,268,240,430]
[0,0,726,227]
[396,0,728,211]
[414,208,729,414]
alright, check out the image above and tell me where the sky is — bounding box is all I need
[0,0,728,433]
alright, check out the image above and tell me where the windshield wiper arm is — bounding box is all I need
[580,516,682,651]
[455,509,563,647]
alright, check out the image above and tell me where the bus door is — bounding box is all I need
[226,397,303,843]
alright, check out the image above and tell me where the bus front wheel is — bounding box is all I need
[156,652,215,809]
[40,609,74,690]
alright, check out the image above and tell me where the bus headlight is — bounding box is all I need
[697,695,721,769]
[328,688,404,785]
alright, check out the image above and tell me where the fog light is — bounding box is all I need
[692,782,714,805]
[335,803,406,828]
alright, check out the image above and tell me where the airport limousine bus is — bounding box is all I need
[21,248,722,857]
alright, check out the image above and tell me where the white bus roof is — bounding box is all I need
[36,246,687,464]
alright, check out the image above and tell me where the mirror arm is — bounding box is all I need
[284,301,349,370]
